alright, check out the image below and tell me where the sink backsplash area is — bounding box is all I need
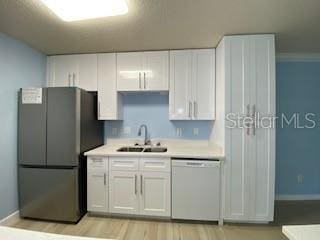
[104,93,213,141]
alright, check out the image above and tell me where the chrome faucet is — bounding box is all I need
[138,124,150,145]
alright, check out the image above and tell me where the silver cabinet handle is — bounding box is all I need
[252,104,256,136]
[140,175,143,195]
[135,174,137,195]
[144,72,146,89]
[72,73,76,86]
[194,101,197,118]
[104,173,106,186]
[68,74,71,86]
[246,104,250,135]
[189,101,192,118]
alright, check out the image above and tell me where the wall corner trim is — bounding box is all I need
[276,53,320,62]
[275,194,320,201]
[0,211,20,227]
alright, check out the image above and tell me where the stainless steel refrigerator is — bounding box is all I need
[18,87,104,223]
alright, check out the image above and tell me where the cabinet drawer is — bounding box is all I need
[139,158,171,172]
[87,157,108,170]
[109,157,139,171]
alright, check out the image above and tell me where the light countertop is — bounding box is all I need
[84,139,224,160]
[282,225,320,240]
[0,226,112,240]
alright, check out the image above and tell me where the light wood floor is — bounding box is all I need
[11,214,287,240]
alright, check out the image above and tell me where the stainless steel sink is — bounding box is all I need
[143,147,167,153]
[116,146,167,153]
[116,147,144,152]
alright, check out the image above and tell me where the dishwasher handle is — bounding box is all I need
[172,160,220,168]
[186,162,205,167]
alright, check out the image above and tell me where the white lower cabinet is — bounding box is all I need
[87,156,171,217]
[109,171,140,214]
[140,172,171,217]
[87,157,108,213]
[108,157,171,217]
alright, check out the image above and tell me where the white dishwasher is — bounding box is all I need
[172,159,220,221]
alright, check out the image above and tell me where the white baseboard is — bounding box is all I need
[0,211,20,227]
[276,194,320,201]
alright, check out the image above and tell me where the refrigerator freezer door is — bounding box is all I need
[47,88,80,167]
[18,88,47,166]
[19,167,80,222]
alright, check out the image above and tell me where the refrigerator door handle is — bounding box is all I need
[98,101,101,119]
[72,73,76,86]
[68,74,71,86]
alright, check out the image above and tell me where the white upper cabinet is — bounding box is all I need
[143,51,169,91]
[75,54,98,91]
[117,52,143,91]
[192,49,216,119]
[117,51,169,91]
[47,55,77,87]
[97,53,122,120]
[169,50,192,120]
[169,49,216,120]
[47,54,98,91]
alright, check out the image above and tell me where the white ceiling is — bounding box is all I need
[0,0,319,55]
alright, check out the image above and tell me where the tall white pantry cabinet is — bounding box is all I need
[213,35,276,223]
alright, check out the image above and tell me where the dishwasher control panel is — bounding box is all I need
[171,159,220,168]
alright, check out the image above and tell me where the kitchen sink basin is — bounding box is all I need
[116,146,167,153]
[143,147,168,153]
[117,147,144,152]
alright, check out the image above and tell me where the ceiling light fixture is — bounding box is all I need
[39,0,128,22]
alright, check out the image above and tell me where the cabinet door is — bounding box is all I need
[117,52,143,91]
[49,55,76,87]
[87,169,108,213]
[97,53,122,120]
[224,36,252,221]
[109,171,139,214]
[169,50,192,120]
[75,54,98,91]
[140,172,171,217]
[249,35,275,222]
[192,49,216,120]
[143,51,169,91]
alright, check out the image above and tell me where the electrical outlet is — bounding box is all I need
[123,127,131,135]
[193,128,199,136]
[111,128,118,136]
[298,174,303,184]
